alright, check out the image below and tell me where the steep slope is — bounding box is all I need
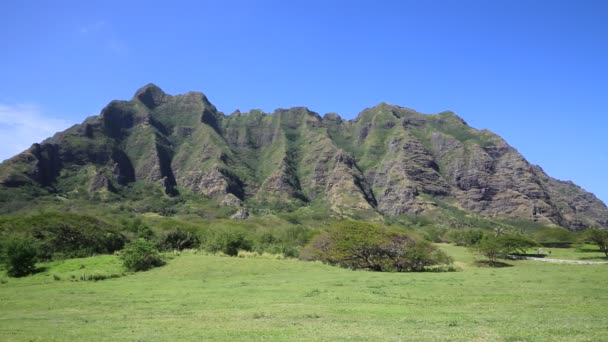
[0,85,606,229]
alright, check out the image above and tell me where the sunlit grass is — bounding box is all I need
[1,246,607,341]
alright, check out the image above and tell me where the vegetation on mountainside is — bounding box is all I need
[2,85,606,230]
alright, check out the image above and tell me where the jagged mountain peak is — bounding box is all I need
[133,83,168,109]
[0,85,606,230]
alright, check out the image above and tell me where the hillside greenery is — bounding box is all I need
[1,85,606,231]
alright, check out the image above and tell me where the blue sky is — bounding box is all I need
[1,0,607,205]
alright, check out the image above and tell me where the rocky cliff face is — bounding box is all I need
[1,84,606,229]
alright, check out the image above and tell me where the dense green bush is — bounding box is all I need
[121,218,154,240]
[280,226,315,247]
[204,231,253,256]
[586,228,608,257]
[300,221,452,272]
[251,232,300,257]
[0,212,127,260]
[472,237,504,264]
[264,245,299,258]
[157,229,200,251]
[443,228,485,246]
[418,226,448,243]
[120,239,164,272]
[34,223,126,260]
[2,236,39,277]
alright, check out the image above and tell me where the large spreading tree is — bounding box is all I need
[300,221,452,272]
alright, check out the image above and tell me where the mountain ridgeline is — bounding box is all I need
[1,84,606,230]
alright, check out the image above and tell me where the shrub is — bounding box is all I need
[419,226,447,243]
[34,223,126,260]
[157,229,200,251]
[121,218,154,240]
[205,231,253,256]
[79,272,122,281]
[258,232,279,245]
[0,212,127,260]
[472,237,504,264]
[277,226,315,247]
[443,228,485,246]
[265,245,299,258]
[586,228,608,257]
[300,221,452,272]
[3,236,39,277]
[120,239,164,272]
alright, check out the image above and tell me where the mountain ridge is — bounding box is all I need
[1,84,606,230]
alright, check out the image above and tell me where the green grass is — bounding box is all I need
[42,255,126,282]
[1,246,608,341]
[538,244,608,261]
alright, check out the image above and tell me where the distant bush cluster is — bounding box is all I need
[157,229,200,251]
[0,211,318,277]
[3,208,607,278]
[204,230,253,256]
[1,236,39,277]
[0,212,127,261]
[120,239,164,272]
[300,221,452,272]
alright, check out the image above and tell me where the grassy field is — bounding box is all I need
[539,244,608,261]
[1,245,607,341]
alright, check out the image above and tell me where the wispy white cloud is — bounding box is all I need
[0,104,70,162]
[79,20,108,35]
[78,20,129,54]
[105,38,129,53]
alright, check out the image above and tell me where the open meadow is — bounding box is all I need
[1,245,607,341]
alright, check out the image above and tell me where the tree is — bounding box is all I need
[120,239,164,272]
[443,228,484,246]
[472,233,539,265]
[3,236,39,277]
[496,233,538,255]
[300,221,452,272]
[586,228,608,257]
[157,229,199,251]
[204,231,252,256]
[473,237,505,265]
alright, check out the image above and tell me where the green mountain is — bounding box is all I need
[1,84,606,230]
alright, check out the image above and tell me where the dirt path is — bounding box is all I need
[519,256,608,265]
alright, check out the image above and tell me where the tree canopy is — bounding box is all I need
[300,221,452,272]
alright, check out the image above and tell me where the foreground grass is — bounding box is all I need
[1,247,607,341]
